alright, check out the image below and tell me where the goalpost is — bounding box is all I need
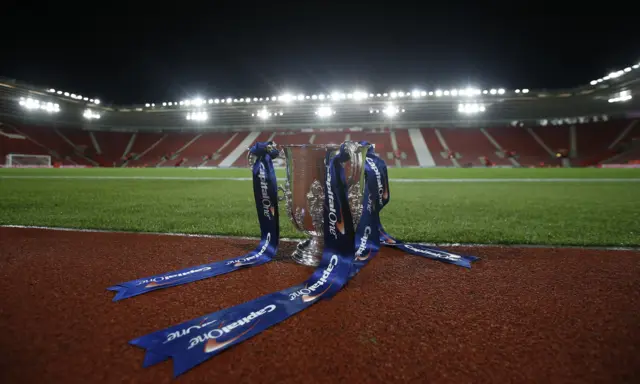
[4,153,52,168]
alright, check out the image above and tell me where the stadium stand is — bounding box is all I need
[392,129,420,167]
[122,132,165,167]
[92,131,133,167]
[176,132,238,167]
[126,132,198,167]
[2,119,638,168]
[419,128,455,166]
[438,127,512,167]
[8,125,93,166]
[485,126,556,166]
[1,126,50,161]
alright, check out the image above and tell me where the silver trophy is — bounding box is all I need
[247,141,370,266]
[279,141,370,266]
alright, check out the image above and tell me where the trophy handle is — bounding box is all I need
[277,185,286,202]
[341,141,368,229]
[246,147,256,167]
[342,141,366,187]
[246,142,281,168]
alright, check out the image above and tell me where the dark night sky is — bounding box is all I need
[3,1,639,104]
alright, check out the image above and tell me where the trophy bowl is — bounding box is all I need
[278,141,370,267]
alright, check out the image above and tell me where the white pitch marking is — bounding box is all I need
[0,175,638,183]
[1,225,638,251]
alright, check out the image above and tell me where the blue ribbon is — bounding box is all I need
[106,142,281,301]
[129,145,376,377]
[358,142,480,268]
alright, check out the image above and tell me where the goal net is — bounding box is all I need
[4,153,52,168]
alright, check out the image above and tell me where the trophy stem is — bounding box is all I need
[292,236,324,267]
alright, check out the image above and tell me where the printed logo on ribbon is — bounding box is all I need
[288,255,338,302]
[188,304,276,353]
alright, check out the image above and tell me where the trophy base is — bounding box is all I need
[291,237,324,267]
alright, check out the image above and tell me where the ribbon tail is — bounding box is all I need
[397,243,479,268]
[143,350,170,368]
[106,286,131,302]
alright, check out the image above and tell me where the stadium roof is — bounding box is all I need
[1,59,639,130]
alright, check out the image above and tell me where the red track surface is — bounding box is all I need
[1,227,639,383]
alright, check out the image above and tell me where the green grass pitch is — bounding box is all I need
[1,167,639,247]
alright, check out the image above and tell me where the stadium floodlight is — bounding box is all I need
[411,90,422,98]
[497,88,505,95]
[255,108,271,120]
[353,91,368,101]
[633,64,640,69]
[435,90,443,97]
[608,70,624,79]
[382,105,400,117]
[83,109,101,120]
[522,89,529,93]
[315,106,335,118]
[608,90,632,103]
[279,93,293,103]
[458,103,486,114]
[186,111,208,121]
[94,99,101,105]
[466,88,481,96]
[18,98,60,113]
[5,154,52,168]
[330,92,346,101]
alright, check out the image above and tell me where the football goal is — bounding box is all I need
[4,153,52,168]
